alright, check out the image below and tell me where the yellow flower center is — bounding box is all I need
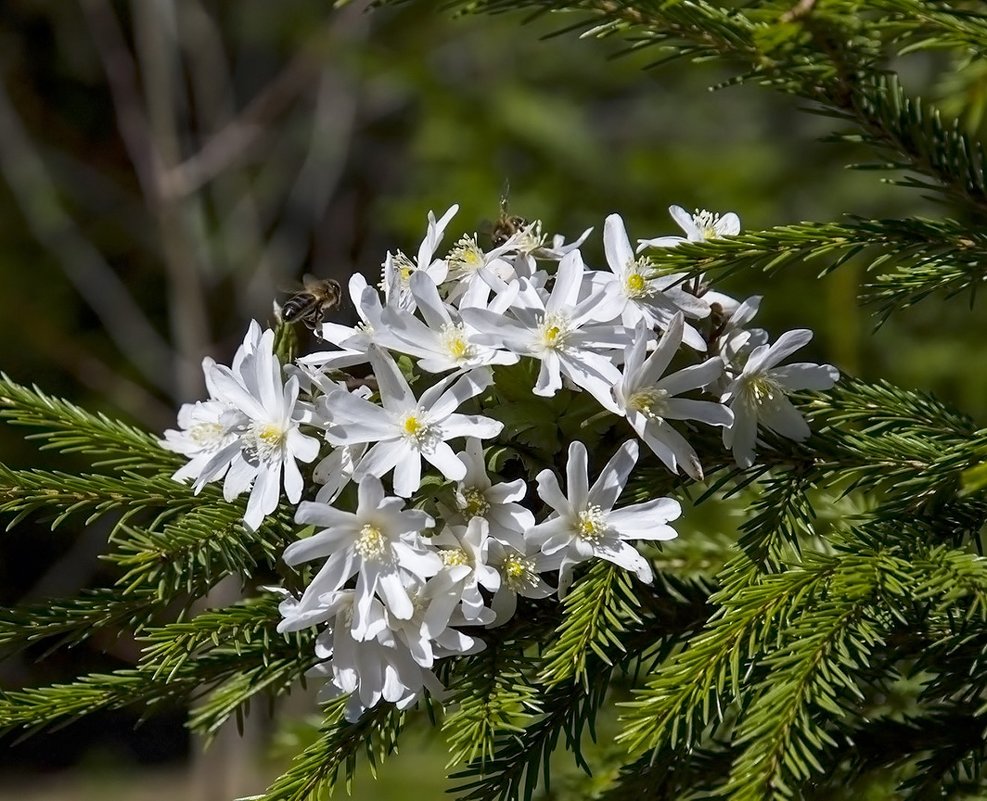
[743,375,785,404]
[693,209,723,240]
[247,421,286,461]
[628,388,670,420]
[577,505,608,544]
[626,273,646,295]
[190,422,225,445]
[502,552,538,591]
[538,313,570,351]
[403,414,424,437]
[448,235,485,273]
[459,486,490,518]
[355,524,387,560]
[440,323,475,362]
[441,548,471,567]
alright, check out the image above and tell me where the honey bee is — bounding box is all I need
[281,274,342,331]
[491,189,528,248]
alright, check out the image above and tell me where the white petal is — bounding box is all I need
[595,540,652,582]
[716,212,741,236]
[357,475,385,511]
[656,358,723,396]
[663,398,734,427]
[639,313,684,386]
[747,329,813,374]
[609,497,682,529]
[244,464,280,530]
[546,250,584,313]
[760,396,812,441]
[427,370,492,421]
[533,351,563,397]
[369,349,415,412]
[603,213,635,276]
[566,441,590,509]
[669,205,698,238]
[588,440,638,510]
[442,414,504,440]
[423,441,468,481]
[726,397,758,468]
[770,363,840,391]
[392,450,423,496]
[354,439,409,480]
[535,469,572,517]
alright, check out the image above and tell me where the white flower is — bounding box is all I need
[432,517,501,623]
[297,590,443,722]
[535,227,593,261]
[301,274,398,372]
[638,204,741,248]
[284,475,440,637]
[381,271,519,373]
[449,438,534,550]
[613,315,733,481]
[487,538,558,625]
[721,330,840,468]
[600,214,709,350]
[324,349,503,497]
[192,326,320,530]
[442,233,519,306]
[707,294,768,391]
[382,205,459,310]
[382,572,485,665]
[312,443,368,505]
[529,440,680,592]
[462,250,628,410]
[161,397,243,484]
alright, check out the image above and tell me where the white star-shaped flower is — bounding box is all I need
[288,590,443,722]
[381,205,459,310]
[614,315,733,481]
[721,330,839,468]
[462,249,628,410]
[529,440,681,593]
[432,517,501,623]
[190,326,320,530]
[323,349,503,497]
[600,213,709,350]
[447,437,534,551]
[381,271,519,373]
[638,204,741,249]
[284,475,440,637]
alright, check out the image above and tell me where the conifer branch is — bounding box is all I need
[0,589,156,653]
[255,701,404,801]
[451,678,607,801]
[538,562,641,686]
[0,599,313,733]
[390,1,987,219]
[638,217,987,319]
[0,375,180,470]
[443,641,540,768]
[0,465,207,530]
[108,505,291,599]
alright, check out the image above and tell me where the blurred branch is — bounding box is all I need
[247,63,362,308]
[132,0,212,400]
[0,82,177,397]
[78,0,164,202]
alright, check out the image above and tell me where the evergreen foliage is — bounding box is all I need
[4,1,987,799]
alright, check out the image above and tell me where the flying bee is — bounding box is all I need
[491,190,528,248]
[281,274,342,331]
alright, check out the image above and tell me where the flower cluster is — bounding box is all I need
[162,203,839,720]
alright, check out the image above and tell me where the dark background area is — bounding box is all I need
[0,1,984,798]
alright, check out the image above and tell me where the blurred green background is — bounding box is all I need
[0,1,985,799]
